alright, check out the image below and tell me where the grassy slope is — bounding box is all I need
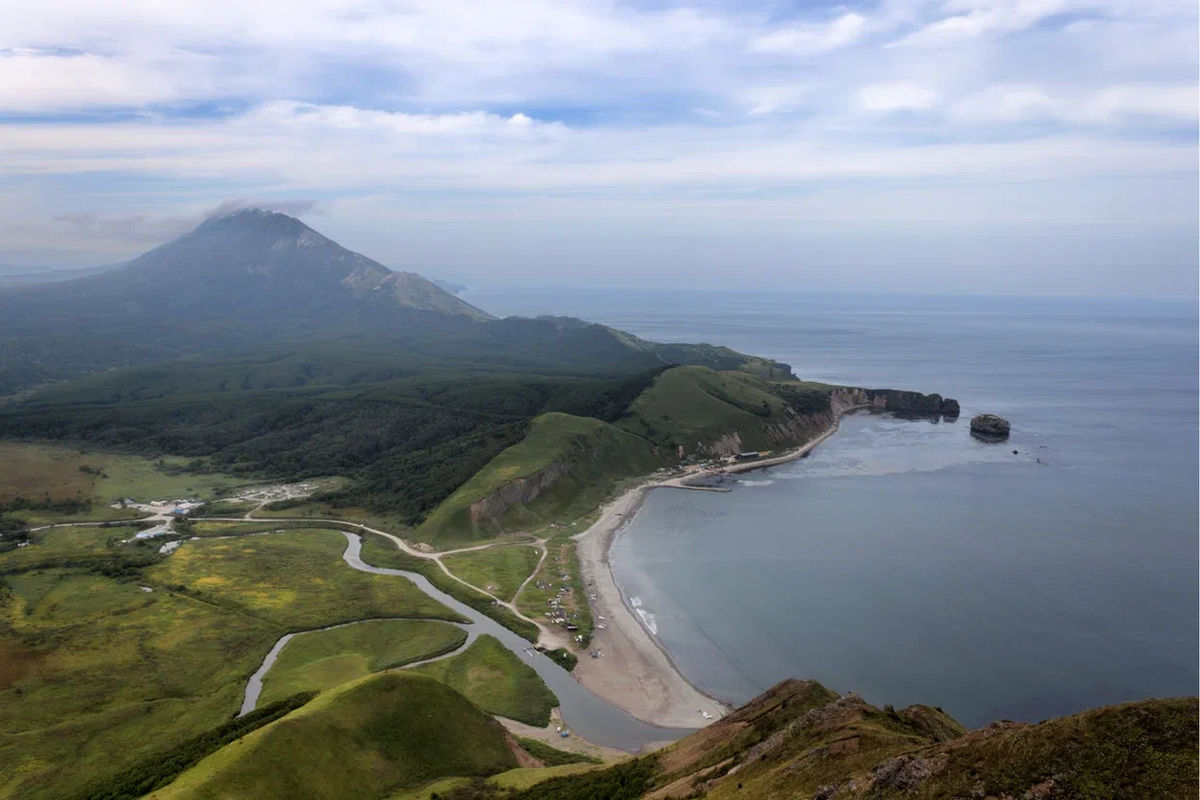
[416,412,659,545]
[0,528,463,799]
[443,545,542,601]
[150,672,519,800]
[616,366,831,455]
[502,680,1197,800]
[411,634,558,727]
[258,619,468,706]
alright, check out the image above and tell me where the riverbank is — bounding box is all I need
[572,413,853,728]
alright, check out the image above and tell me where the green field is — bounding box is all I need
[411,634,558,727]
[359,532,541,642]
[257,618,468,706]
[0,527,465,799]
[443,545,542,601]
[0,441,255,527]
[151,672,519,800]
[149,529,463,628]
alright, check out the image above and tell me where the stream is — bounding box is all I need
[237,532,693,751]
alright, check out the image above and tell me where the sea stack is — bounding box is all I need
[941,398,961,419]
[970,413,1011,440]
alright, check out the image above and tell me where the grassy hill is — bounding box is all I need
[496,680,1197,800]
[415,412,660,544]
[149,672,520,800]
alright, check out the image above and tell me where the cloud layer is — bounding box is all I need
[1,0,1196,294]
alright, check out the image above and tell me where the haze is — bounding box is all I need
[3,0,1197,296]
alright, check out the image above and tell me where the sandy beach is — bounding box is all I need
[571,414,853,729]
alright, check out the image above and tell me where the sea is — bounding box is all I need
[462,287,1199,728]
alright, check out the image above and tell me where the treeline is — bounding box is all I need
[73,691,317,800]
[1,366,672,526]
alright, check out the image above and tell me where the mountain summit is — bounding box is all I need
[113,208,492,321]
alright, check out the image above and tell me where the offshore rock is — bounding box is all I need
[970,414,1011,440]
[940,398,960,418]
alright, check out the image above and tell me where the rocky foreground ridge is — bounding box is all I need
[513,680,1197,800]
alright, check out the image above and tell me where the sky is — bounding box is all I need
[2,0,1197,295]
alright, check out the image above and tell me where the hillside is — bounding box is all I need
[147,672,520,800]
[501,680,1197,800]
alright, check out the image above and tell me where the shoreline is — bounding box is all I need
[571,411,858,728]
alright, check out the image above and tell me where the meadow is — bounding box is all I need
[257,619,468,706]
[0,527,465,798]
[443,544,542,602]
[410,634,558,727]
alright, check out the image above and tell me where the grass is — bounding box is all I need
[443,545,542,602]
[615,366,799,453]
[0,524,157,574]
[515,738,602,767]
[410,634,558,727]
[516,535,592,649]
[489,763,602,790]
[253,500,418,534]
[0,528,465,799]
[149,672,519,800]
[359,532,540,643]
[0,441,254,526]
[415,413,660,545]
[147,528,464,628]
[257,618,468,706]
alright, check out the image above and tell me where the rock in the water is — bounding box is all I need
[940,398,960,419]
[970,414,1011,440]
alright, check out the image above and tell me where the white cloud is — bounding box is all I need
[894,0,1071,47]
[752,12,867,54]
[858,83,941,113]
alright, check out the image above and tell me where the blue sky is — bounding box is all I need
[2,0,1196,294]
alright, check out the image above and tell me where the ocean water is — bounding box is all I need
[463,288,1199,728]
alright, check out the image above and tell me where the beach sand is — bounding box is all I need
[571,416,849,728]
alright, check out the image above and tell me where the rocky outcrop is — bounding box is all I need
[940,397,960,418]
[970,413,1011,440]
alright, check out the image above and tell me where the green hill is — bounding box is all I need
[149,673,519,800]
[501,680,1197,800]
[415,412,659,544]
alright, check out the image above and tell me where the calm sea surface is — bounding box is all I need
[463,288,1198,727]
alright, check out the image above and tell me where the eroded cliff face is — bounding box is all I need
[467,459,569,535]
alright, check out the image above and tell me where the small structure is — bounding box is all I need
[735,451,761,461]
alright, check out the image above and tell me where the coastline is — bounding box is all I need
[571,411,856,728]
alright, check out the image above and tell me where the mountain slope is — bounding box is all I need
[0,209,494,392]
[506,680,1197,800]
[0,209,791,395]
